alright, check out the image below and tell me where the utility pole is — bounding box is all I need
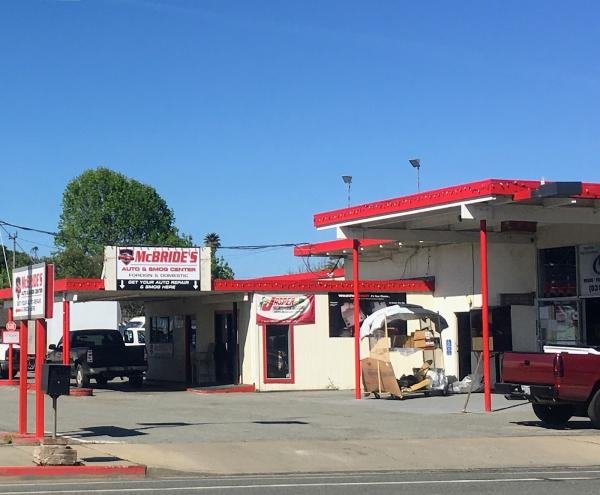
[8,231,17,272]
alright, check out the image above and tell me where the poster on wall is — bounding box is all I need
[116,246,201,291]
[579,245,600,297]
[329,293,407,337]
[256,294,315,325]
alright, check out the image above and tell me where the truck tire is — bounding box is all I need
[95,376,108,387]
[532,403,573,427]
[587,389,600,428]
[129,376,143,389]
[75,365,90,388]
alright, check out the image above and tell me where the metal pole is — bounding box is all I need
[7,307,13,382]
[480,219,492,413]
[18,320,28,435]
[347,183,351,207]
[8,344,13,381]
[52,397,57,439]
[62,300,70,366]
[352,239,361,400]
[35,319,47,439]
[417,167,420,192]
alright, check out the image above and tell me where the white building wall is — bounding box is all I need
[346,242,538,380]
[252,294,355,392]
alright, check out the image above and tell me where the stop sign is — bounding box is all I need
[5,321,16,331]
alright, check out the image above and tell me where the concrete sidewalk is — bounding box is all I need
[0,441,145,477]
[80,435,600,475]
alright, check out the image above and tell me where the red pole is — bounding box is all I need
[18,320,28,435]
[480,219,492,413]
[35,319,47,439]
[62,300,70,366]
[7,308,13,382]
[352,239,361,400]
[8,344,13,381]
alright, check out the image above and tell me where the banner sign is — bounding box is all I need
[256,294,315,325]
[2,331,19,345]
[329,292,407,337]
[12,263,48,320]
[116,246,201,291]
[579,245,600,297]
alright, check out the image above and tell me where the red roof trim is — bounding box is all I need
[249,268,344,281]
[314,179,542,228]
[294,239,395,257]
[213,278,434,293]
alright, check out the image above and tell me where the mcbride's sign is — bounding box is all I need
[116,246,201,291]
[12,263,54,320]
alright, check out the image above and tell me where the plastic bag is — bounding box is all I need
[450,373,483,394]
[425,368,448,391]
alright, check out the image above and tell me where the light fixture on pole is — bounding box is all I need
[409,159,421,192]
[342,175,352,207]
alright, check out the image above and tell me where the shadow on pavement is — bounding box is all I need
[511,420,594,431]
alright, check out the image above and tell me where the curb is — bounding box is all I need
[69,388,94,397]
[187,384,256,394]
[0,464,146,478]
[0,380,19,387]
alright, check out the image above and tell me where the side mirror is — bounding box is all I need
[49,344,57,351]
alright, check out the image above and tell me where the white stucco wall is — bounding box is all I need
[251,294,355,392]
[345,241,538,380]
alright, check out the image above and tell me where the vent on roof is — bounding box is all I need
[532,182,582,198]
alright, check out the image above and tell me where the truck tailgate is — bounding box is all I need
[502,352,556,385]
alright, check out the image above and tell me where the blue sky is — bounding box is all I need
[1,1,599,277]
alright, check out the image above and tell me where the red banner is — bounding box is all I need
[256,294,315,325]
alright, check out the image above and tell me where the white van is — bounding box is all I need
[120,317,146,346]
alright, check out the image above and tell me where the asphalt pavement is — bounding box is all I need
[0,468,599,494]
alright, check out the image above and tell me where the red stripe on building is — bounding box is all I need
[213,278,434,293]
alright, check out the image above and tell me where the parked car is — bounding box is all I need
[498,347,600,428]
[0,343,19,379]
[46,329,147,388]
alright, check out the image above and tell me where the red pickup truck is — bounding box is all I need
[499,349,600,428]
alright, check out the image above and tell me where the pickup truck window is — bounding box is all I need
[72,332,123,348]
[123,329,134,344]
[137,331,146,344]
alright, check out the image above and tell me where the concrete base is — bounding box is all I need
[33,441,77,466]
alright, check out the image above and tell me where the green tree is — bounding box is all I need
[0,247,35,289]
[203,232,234,280]
[55,167,191,278]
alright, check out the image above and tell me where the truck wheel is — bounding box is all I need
[95,376,108,387]
[129,376,143,389]
[75,365,90,388]
[532,403,573,427]
[587,389,600,428]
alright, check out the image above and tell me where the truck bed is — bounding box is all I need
[501,352,556,386]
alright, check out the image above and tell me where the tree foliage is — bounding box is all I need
[0,247,35,289]
[55,167,191,278]
[203,232,234,280]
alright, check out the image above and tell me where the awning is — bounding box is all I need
[359,304,448,339]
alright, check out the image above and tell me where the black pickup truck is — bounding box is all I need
[47,329,147,388]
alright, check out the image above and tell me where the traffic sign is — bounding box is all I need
[2,331,19,345]
[6,321,16,332]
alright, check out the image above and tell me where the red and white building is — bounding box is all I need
[4,178,600,398]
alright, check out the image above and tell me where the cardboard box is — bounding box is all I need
[414,339,435,349]
[412,329,434,341]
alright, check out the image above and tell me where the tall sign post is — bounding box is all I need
[12,263,54,439]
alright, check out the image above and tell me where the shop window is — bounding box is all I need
[538,247,577,298]
[263,325,294,383]
[150,316,173,343]
[328,293,406,337]
[539,300,581,346]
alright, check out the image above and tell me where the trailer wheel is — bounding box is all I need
[129,376,143,389]
[95,376,108,387]
[75,365,90,388]
[587,389,600,428]
[532,403,573,427]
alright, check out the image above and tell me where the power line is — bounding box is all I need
[0,219,57,237]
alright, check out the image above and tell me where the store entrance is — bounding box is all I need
[585,298,600,347]
[214,312,237,385]
[456,312,472,380]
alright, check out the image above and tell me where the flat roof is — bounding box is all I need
[313,179,600,230]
